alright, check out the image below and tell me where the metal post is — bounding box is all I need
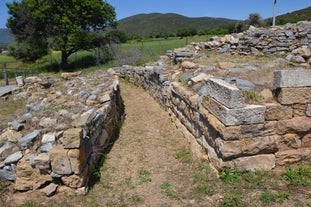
[272,0,277,27]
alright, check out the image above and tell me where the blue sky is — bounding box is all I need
[0,0,310,28]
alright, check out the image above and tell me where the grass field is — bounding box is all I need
[0,35,211,74]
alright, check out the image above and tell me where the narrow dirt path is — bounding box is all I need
[85,82,198,206]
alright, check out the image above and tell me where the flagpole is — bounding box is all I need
[272,0,277,26]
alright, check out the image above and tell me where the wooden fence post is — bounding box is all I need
[4,63,9,85]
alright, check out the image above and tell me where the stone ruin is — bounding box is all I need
[0,72,124,196]
[190,21,311,65]
[114,21,311,170]
[0,21,310,197]
[115,67,311,170]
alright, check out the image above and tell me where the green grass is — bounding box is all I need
[244,90,262,103]
[0,96,26,130]
[175,147,193,163]
[221,191,247,207]
[219,167,240,185]
[281,166,311,186]
[191,162,219,198]
[260,190,289,206]
[160,181,177,199]
[0,35,212,76]
[138,168,152,183]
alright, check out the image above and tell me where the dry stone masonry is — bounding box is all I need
[0,72,124,196]
[186,21,311,66]
[115,65,311,171]
[0,21,310,198]
[114,22,311,171]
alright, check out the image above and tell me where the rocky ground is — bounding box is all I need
[0,76,310,207]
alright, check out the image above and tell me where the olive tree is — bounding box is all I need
[7,0,116,69]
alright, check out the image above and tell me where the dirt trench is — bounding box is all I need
[84,82,200,206]
[5,81,207,207]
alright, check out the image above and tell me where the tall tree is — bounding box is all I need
[6,0,116,69]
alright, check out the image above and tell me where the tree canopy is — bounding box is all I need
[6,0,116,69]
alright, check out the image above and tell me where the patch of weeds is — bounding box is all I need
[260,190,289,206]
[219,167,240,185]
[221,191,247,207]
[240,169,269,188]
[175,147,193,163]
[129,194,144,204]
[244,90,262,103]
[44,103,69,112]
[116,49,144,66]
[20,199,72,207]
[160,181,177,199]
[192,162,218,198]
[106,200,119,207]
[124,176,136,189]
[138,168,152,183]
[281,166,311,186]
[0,96,26,129]
[20,201,37,207]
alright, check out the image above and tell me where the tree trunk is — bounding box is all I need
[61,51,70,71]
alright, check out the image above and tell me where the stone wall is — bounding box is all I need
[0,73,124,196]
[116,66,311,171]
[189,21,311,65]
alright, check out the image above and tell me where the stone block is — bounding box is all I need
[0,142,20,161]
[206,78,244,109]
[61,174,86,188]
[68,149,87,174]
[0,165,16,181]
[226,154,276,171]
[62,128,83,149]
[307,104,311,117]
[277,116,311,134]
[202,96,265,126]
[41,133,56,144]
[276,148,311,166]
[215,136,278,160]
[0,130,22,145]
[72,109,94,127]
[301,133,311,148]
[200,108,241,141]
[277,87,311,104]
[4,151,23,165]
[278,133,301,150]
[264,103,292,120]
[41,183,58,197]
[18,130,41,150]
[34,153,50,172]
[274,69,311,88]
[171,82,193,101]
[39,117,57,128]
[49,145,72,175]
[293,104,307,117]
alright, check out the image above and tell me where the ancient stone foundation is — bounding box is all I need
[115,66,311,171]
[0,75,124,196]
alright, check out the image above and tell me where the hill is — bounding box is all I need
[266,6,311,25]
[117,13,237,36]
[1,6,311,43]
